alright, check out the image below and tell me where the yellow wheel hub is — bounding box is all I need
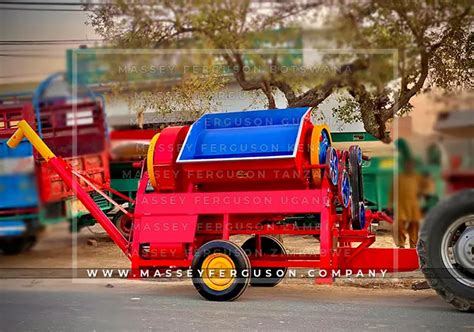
[201,253,236,291]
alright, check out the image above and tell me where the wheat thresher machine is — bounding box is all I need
[6,108,473,310]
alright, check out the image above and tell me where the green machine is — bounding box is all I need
[361,156,395,211]
[332,132,444,213]
[109,161,141,204]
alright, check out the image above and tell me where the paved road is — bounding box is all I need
[1,280,473,331]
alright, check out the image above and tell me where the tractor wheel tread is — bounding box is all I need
[417,190,474,312]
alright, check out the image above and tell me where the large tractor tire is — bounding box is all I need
[418,189,474,312]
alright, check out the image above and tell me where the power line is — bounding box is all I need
[0,1,106,5]
[0,53,64,58]
[0,39,103,45]
[0,43,101,46]
[0,48,66,52]
[0,39,102,42]
[0,73,53,78]
[0,6,87,11]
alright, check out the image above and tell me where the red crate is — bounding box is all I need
[36,152,110,202]
[0,103,35,139]
[36,99,106,159]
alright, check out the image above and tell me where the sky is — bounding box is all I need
[0,1,329,85]
[0,1,368,132]
[0,1,100,84]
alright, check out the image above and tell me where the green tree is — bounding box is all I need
[88,0,472,142]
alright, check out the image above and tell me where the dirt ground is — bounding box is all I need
[0,223,425,287]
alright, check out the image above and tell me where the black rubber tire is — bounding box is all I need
[0,236,37,255]
[23,236,37,251]
[241,236,287,287]
[192,240,250,301]
[112,211,133,238]
[417,189,474,312]
[349,146,363,229]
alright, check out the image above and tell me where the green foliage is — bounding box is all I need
[333,94,362,124]
[116,71,227,127]
[87,0,472,142]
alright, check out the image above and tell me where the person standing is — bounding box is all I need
[388,159,428,248]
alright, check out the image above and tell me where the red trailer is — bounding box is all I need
[6,108,473,311]
[0,73,111,227]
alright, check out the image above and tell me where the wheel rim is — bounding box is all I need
[202,253,236,291]
[441,215,474,288]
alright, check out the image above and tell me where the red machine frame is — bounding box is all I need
[128,170,418,282]
[8,120,419,287]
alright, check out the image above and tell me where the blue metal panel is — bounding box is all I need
[0,139,33,159]
[0,173,38,209]
[178,108,310,162]
[0,220,27,237]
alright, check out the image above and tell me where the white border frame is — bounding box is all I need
[175,107,311,163]
[69,48,400,282]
